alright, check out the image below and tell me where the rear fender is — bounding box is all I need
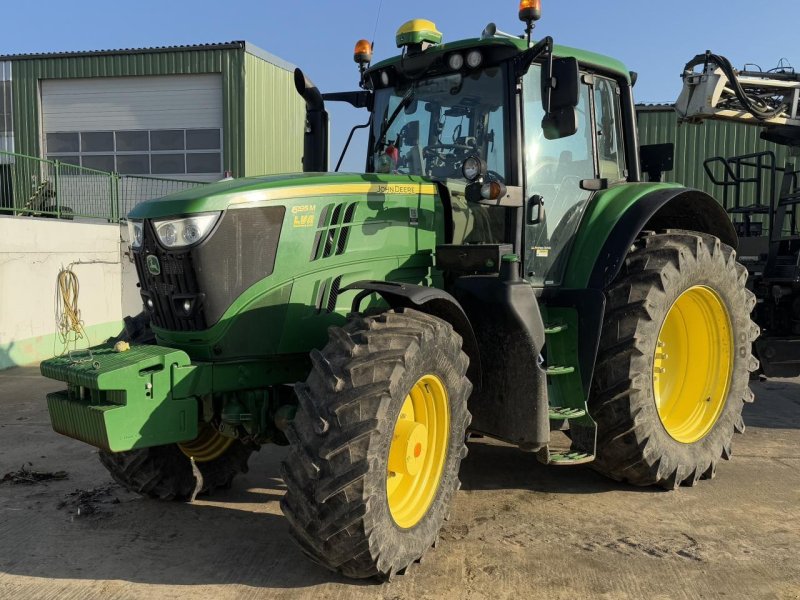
[576,186,738,291]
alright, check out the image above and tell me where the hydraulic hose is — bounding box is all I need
[684,52,788,121]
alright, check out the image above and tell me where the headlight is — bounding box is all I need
[462,155,486,181]
[127,220,144,249]
[153,212,221,248]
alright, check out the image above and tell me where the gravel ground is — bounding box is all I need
[0,366,798,600]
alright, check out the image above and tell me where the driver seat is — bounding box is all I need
[405,145,425,175]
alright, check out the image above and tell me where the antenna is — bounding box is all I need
[371,0,384,54]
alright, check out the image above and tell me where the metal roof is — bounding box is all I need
[0,41,247,61]
[0,40,297,74]
[0,40,297,73]
[635,103,676,112]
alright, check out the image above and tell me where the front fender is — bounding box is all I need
[342,280,482,390]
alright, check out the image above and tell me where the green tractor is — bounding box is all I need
[41,3,758,580]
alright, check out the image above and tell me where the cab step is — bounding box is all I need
[548,451,594,465]
[548,406,586,419]
[544,323,568,334]
[545,365,575,376]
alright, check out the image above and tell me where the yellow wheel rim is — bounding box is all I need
[386,374,450,529]
[178,424,234,463]
[653,285,733,444]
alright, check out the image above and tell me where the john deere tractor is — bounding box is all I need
[41,2,759,580]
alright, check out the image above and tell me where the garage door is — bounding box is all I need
[41,74,223,180]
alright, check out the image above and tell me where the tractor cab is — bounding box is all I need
[303,10,639,288]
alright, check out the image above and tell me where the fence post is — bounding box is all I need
[110,172,119,223]
[54,160,61,219]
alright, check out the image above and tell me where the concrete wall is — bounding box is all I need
[120,227,142,317]
[0,216,127,369]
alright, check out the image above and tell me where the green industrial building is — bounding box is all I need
[636,104,790,199]
[0,41,305,181]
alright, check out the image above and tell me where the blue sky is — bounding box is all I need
[3,0,797,172]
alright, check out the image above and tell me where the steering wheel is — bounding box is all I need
[423,143,475,158]
[424,143,475,178]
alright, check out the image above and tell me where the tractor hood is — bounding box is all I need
[127,172,438,220]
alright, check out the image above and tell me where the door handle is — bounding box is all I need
[527,195,544,225]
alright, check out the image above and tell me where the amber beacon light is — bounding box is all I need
[519,0,542,44]
[518,0,542,22]
[353,39,373,65]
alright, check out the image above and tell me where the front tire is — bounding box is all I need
[99,427,256,500]
[281,308,472,580]
[590,230,759,489]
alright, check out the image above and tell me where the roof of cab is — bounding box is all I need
[369,35,630,83]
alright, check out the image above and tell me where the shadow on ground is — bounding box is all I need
[746,380,800,429]
[0,448,362,589]
[0,370,797,591]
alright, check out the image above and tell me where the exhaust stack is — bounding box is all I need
[294,68,329,172]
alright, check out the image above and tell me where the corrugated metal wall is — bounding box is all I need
[0,61,12,156]
[637,107,790,205]
[10,48,248,176]
[243,52,304,175]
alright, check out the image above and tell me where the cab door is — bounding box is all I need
[521,69,627,287]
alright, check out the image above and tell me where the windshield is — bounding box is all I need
[370,67,508,182]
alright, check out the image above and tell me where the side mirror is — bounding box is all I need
[542,108,578,140]
[540,56,579,140]
[640,143,674,182]
[542,56,579,113]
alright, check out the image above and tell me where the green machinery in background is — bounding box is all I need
[638,52,800,378]
[40,2,759,580]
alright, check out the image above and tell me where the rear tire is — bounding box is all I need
[281,308,472,580]
[590,230,759,489]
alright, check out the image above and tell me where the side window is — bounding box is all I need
[594,77,626,181]
[485,106,505,177]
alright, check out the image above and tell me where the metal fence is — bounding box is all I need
[118,175,206,218]
[0,151,207,222]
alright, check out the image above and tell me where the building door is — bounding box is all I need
[40,74,224,182]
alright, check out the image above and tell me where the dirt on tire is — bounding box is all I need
[99,440,256,501]
[281,308,472,580]
[589,230,759,489]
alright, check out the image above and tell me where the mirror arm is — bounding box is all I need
[322,91,373,110]
[513,36,553,79]
[335,118,372,172]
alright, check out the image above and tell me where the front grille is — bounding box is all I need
[134,206,285,332]
[135,221,207,331]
